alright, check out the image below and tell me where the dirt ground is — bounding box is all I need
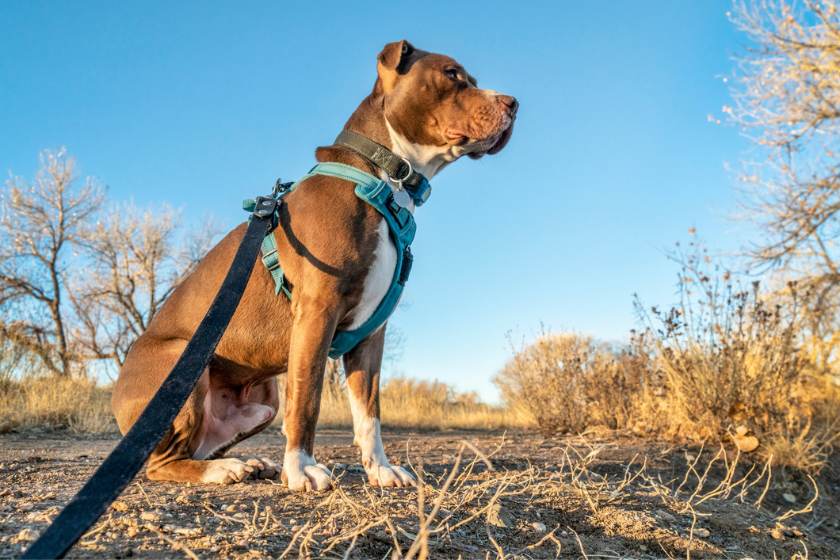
[1,429,838,559]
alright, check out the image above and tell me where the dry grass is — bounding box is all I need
[315,376,522,431]
[0,367,521,437]
[0,375,116,435]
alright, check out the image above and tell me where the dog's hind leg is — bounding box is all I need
[343,324,416,487]
[114,336,277,484]
[144,373,279,484]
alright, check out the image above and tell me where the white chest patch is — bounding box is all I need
[385,120,470,180]
[347,218,397,330]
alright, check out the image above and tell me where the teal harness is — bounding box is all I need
[243,161,431,359]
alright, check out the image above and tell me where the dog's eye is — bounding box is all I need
[444,68,461,80]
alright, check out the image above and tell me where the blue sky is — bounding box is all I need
[1,1,753,401]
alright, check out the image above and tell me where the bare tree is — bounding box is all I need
[728,1,840,334]
[0,149,106,377]
[71,204,223,369]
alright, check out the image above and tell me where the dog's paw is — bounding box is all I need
[367,464,416,488]
[244,456,279,479]
[281,450,333,491]
[200,458,254,484]
[283,463,333,492]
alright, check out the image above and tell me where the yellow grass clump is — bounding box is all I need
[311,375,522,431]
[0,375,117,435]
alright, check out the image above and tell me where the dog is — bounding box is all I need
[112,40,517,491]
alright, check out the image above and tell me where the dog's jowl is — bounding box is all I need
[112,40,517,491]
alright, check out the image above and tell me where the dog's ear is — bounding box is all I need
[375,40,415,95]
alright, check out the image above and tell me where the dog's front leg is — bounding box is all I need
[281,295,336,491]
[343,325,416,488]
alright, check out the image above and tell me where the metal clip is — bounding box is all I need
[273,178,294,198]
[388,158,413,192]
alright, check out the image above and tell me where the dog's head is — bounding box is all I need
[374,40,517,171]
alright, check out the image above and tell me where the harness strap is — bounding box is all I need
[245,161,420,359]
[260,232,291,299]
[335,130,432,206]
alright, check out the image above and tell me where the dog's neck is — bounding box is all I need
[315,92,460,206]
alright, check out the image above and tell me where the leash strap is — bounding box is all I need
[22,197,278,560]
[335,130,431,206]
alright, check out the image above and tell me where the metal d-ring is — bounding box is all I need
[389,157,413,190]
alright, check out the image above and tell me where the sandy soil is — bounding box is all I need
[1,429,837,559]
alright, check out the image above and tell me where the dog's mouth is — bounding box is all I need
[446,118,516,159]
[486,119,515,155]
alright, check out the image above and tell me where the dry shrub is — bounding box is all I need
[637,243,840,473]
[0,374,116,434]
[642,284,803,438]
[494,331,654,435]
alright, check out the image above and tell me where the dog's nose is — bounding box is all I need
[498,95,518,117]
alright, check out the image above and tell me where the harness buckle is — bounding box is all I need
[262,248,281,271]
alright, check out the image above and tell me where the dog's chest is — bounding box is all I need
[346,218,397,330]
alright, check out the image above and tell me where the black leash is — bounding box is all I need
[22,196,280,560]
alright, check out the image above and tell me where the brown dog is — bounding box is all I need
[112,40,517,491]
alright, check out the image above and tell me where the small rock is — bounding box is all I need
[694,528,710,538]
[640,544,648,551]
[770,528,785,540]
[487,504,514,529]
[17,528,40,542]
[733,435,760,453]
[782,526,804,538]
[783,493,796,503]
[233,513,246,519]
[225,504,237,513]
[127,527,138,538]
[112,501,129,512]
[532,522,547,532]
[139,512,159,522]
[347,465,365,473]
[656,509,675,522]
[20,502,35,512]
